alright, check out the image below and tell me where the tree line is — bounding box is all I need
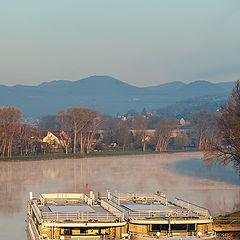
[0,80,239,173]
[0,107,219,156]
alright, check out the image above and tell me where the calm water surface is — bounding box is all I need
[0,152,239,240]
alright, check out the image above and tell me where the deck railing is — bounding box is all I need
[107,200,129,220]
[213,217,240,232]
[40,193,85,205]
[100,199,124,220]
[175,198,210,218]
[110,192,156,201]
[42,211,116,221]
[214,217,240,226]
[128,208,199,219]
[31,200,43,223]
[154,195,169,206]
[28,215,43,240]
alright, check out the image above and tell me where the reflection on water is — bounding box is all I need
[167,158,240,185]
[0,152,239,240]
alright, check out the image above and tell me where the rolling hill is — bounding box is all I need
[0,75,235,117]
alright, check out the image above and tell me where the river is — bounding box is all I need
[0,152,239,240]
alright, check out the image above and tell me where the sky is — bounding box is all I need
[0,0,240,87]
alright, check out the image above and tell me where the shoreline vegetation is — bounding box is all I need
[215,211,240,240]
[0,148,200,162]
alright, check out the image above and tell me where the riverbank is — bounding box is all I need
[0,148,199,162]
[215,211,240,240]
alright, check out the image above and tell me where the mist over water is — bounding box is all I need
[0,152,239,240]
[165,158,240,186]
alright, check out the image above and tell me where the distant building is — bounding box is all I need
[179,118,186,126]
[43,131,61,145]
[42,131,69,152]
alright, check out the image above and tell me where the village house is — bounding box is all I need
[42,131,71,153]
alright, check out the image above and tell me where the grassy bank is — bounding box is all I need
[215,211,240,240]
[0,148,199,162]
[215,210,240,220]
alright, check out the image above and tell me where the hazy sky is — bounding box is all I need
[0,0,240,87]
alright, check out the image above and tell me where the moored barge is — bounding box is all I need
[27,192,127,240]
[27,191,216,240]
[103,191,216,240]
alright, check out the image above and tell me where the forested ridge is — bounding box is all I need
[0,76,234,117]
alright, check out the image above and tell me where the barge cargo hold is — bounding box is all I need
[27,191,216,240]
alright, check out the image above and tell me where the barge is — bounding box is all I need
[27,192,127,240]
[27,191,216,240]
[103,191,216,240]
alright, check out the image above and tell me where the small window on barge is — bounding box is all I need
[151,224,192,232]
[60,228,103,236]
[188,224,195,231]
[171,224,187,231]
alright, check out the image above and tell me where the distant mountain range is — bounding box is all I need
[0,75,235,117]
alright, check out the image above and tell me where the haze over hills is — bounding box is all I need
[0,75,235,118]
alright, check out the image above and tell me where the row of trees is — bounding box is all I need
[0,107,221,157]
[102,116,179,152]
[0,106,46,158]
[0,107,182,156]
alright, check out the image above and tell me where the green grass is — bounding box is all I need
[0,152,75,161]
[219,211,240,218]
[0,148,199,162]
[215,211,240,223]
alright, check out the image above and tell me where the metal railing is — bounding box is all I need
[31,200,43,223]
[27,215,43,240]
[42,211,116,221]
[175,198,210,218]
[128,208,202,219]
[110,192,156,201]
[154,195,169,206]
[100,199,124,220]
[40,193,85,205]
[214,217,240,227]
[107,200,129,220]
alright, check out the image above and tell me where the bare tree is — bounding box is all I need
[0,107,22,158]
[85,115,105,154]
[112,121,130,150]
[57,107,99,154]
[16,124,33,155]
[190,110,218,150]
[59,130,71,154]
[204,80,240,172]
[132,116,149,152]
[154,117,178,152]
